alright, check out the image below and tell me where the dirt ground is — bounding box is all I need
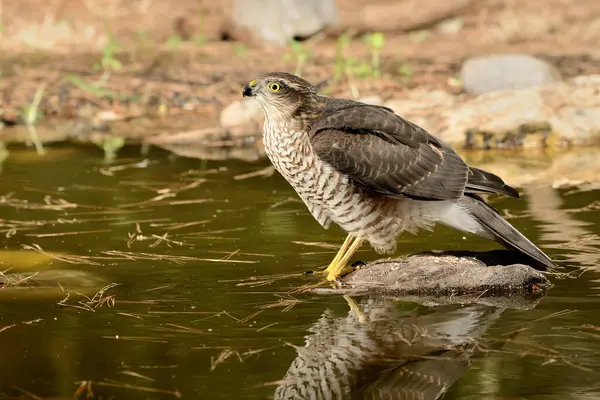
[1,0,600,147]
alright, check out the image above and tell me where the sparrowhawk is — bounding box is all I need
[242,72,553,282]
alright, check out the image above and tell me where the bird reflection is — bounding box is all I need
[274,297,517,400]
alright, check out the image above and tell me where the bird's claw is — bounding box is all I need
[333,277,346,289]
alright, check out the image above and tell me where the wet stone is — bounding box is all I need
[313,251,550,309]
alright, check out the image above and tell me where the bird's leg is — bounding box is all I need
[343,295,367,323]
[323,233,355,274]
[326,237,364,282]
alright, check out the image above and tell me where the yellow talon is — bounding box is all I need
[323,234,364,281]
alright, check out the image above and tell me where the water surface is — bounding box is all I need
[1,145,599,399]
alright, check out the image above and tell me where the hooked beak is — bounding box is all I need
[242,79,257,97]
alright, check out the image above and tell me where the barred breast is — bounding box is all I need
[262,123,436,254]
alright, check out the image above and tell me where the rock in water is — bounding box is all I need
[231,0,338,46]
[461,54,562,95]
[313,251,550,309]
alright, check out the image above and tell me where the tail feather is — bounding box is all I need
[460,194,553,270]
[466,167,520,199]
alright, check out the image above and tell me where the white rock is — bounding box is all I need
[232,0,338,46]
[461,54,562,95]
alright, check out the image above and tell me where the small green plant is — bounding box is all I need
[19,83,47,156]
[333,32,360,98]
[0,24,4,34]
[93,30,123,84]
[362,32,385,78]
[353,61,374,78]
[167,34,183,49]
[96,136,125,163]
[334,33,352,83]
[66,76,129,101]
[284,40,312,76]
[447,75,462,88]
[398,63,413,80]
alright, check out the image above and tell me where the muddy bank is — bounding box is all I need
[2,49,599,151]
[1,0,599,153]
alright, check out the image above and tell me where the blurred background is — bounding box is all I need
[1,0,599,168]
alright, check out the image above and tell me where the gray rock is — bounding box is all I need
[461,54,562,95]
[231,0,338,46]
[313,251,549,309]
[440,75,600,148]
[219,98,264,137]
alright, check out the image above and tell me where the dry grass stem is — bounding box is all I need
[101,250,257,264]
[58,283,119,312]
[73,380,181,398]
[120,370,155,382]
[22,244,104,266]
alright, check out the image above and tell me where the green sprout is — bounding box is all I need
[333,32,360,98]
[66,76,131,101]
[93,30,123,84]
[19,83,47,156]
[398,63,413,80]
[167,34,183,49]
[96,136,125,163]
[334,33,352,83]
[284,40,312,76]
[362,32,385,78]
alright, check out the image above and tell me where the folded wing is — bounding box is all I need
[309,103,520,201]
[309,103,469,201]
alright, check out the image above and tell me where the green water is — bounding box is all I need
[0,145,599,399]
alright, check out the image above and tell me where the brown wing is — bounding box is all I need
[309,103,470,201]
[309,102,520,201]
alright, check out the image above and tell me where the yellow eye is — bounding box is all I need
[268,82,281,92]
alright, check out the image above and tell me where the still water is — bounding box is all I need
[0,145,599,399]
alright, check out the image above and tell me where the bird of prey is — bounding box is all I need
[273,298,504,400]
[242,72,553,282]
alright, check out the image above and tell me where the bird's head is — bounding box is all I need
[242,72,319,119]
